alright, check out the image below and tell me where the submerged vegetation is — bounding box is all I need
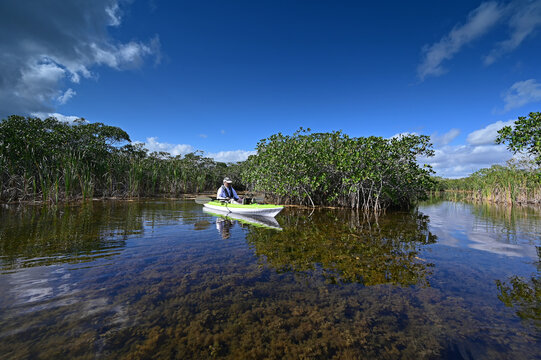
[242,129,435,211]
[0,115,240,203]
[246,208,436,286]
[496,246,541,328]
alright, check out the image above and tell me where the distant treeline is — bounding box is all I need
[0,115,241,203]
[241,128,435,212]
[435,162,541,205]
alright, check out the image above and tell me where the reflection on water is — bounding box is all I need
[419,201,539,258]
[496,246,540,328]
[246,209,436,286]
[0,200,539,359]
[419,200,541,330]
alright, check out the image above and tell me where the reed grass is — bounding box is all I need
[0,116,240,203]
[436,161,541,205]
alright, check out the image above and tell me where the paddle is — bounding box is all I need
[195,195,213,204]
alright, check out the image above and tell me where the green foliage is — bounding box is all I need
[241,128,435,211]
[0,115,240,202]
[437,159,541,204]
[496,112,541,164]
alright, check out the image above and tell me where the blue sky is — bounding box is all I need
[1,0,541,177]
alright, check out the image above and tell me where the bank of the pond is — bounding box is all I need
[431,187,541,207]
[1,116,436,212]
[434,162,541,206]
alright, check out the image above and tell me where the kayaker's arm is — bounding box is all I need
[231,188,240,201]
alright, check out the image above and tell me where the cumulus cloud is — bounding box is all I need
[138,137,255,163]
[0,0,160,118]
[389,131,419,139]
[466,119,515,145]
[143,137,194,157]
[208,150,256,163]
[502,79,541,111]
[57,88,76,105]
[420,121,518,177]
[485,0,541,65]
[418,2,503,81]
[421,143,513,178]
[31,112,83,123]
[431,128,461,146]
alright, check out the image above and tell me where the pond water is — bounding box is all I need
[0,200,539,359]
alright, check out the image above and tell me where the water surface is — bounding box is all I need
[0,200,539,359]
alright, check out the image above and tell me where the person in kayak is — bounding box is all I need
[216,177,242,203]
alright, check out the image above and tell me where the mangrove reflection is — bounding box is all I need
[246,208,437,286]
[0,200,198,271]
[496,246,541,328]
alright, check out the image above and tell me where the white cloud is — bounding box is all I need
[57,88,76,104]
[431,128,460,146]
[390,131,418,139]
[0,0,160,118]
[143,137,194,156]
[199,134,208,138]
[418,2,503,81]
[421,143,512,178]
[136,137,255,162]
[31,112,82,123]
[502,79,541,111]
[485,0,541,65]
[420,121,520,177]
[105,3,122,27]
[466,119,514,145]
[208,150,256,163]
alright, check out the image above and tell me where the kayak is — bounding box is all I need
[203,208,282,230]
[203,200,283,217]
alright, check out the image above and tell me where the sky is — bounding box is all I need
[1,0,541,177]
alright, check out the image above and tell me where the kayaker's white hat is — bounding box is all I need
[223,177,233,183]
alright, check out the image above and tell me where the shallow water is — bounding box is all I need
[0,200,539,359]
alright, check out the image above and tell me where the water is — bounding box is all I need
[0,200,539,359]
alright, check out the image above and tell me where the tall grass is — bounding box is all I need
[0,116,241,203]
[436,160,541,205]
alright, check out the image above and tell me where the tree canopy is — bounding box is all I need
[241,128,435,211]
[496,112,541,164]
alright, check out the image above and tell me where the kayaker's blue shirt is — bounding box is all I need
[216,185,239,200]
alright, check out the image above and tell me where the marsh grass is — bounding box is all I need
[0,116,240,203]
[436,161,541,205]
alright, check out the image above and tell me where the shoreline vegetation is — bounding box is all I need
[434,112,541,206]
[2,112,540,209]
[434,161,541,206]
[1,116,436,212]
[241,128,435,212]
[0,115,243,204]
